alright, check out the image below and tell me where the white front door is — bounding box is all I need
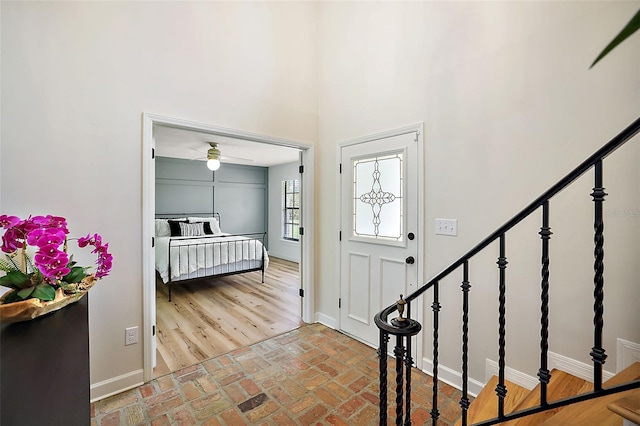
[340,126,422,349]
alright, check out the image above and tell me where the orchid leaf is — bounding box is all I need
[63,266,86,284]
[17,286,35,300]
[67,254,77,268]
[2,291,22,303]
[591,9,640,68]
[32,283,56,301]
[61,283,77,293]
[0,271,31,289]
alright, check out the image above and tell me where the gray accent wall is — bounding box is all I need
[156,156,268,238]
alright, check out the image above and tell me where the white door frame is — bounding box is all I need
[336,123,425,369]
[142,112,315,382]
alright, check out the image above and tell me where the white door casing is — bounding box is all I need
[142,112,315,382]
[339,125,424,364]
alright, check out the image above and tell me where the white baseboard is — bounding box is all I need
[483,342,639,393]
[422,358,484,397]
[315,312,337,329]
[485,359,538,390]
[268,252,300,263]
[90,369,144,402]
[617,338,640,372]
[548,351,614,383]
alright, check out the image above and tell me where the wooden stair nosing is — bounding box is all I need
[607,392,640,425]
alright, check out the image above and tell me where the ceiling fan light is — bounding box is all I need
[206,142,221,171]
[207,158,221,171]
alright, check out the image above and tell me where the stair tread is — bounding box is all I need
[502,369,591,426]
[607,392,640,425]
[454,376,530,426]
[541,362,640,426]
[606,362,640,386]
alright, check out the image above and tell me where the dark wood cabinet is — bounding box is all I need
[0,296,90,425]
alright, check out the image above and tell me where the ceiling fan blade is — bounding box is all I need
[221,155,254,162]
[189,142,253,164]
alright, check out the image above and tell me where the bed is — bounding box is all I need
[155,213,268,301]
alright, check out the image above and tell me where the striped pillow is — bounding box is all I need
[178,222,205,237]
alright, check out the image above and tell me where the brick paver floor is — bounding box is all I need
[91,323,465,425]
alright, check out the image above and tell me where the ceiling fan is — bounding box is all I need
[190,142,254,171]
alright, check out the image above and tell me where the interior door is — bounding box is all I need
[340,129,420,347]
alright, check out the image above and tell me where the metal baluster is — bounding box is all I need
[431,282,441,425]
[460,261,471,426]
[395,334,405,425]
[538,201,552,404]
[405,331,413,426]
[378,330,390,426]
[203,243,208,278]
[496,234,508,418]
[590,160,607,391]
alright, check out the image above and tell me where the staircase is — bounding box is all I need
[374,117,640,426]
[456,362,640,426]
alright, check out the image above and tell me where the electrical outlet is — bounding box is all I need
[435,218,458,236]
[125,326,138,346]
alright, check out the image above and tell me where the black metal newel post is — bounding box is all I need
[378,330,390,426]
[404,302,413,426]
[538,200,552,404]
[460,261,471,426]
[590,160,608,391]
[431,282,441,425]
[496,234,508,418]
[375,296,422,426]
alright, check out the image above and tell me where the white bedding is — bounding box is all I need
[155,233,269,283]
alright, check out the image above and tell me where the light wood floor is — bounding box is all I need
[154,257,304,377]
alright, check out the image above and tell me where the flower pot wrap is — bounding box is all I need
[0,275,96,323]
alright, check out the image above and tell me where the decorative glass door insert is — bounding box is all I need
[352,151,403,241]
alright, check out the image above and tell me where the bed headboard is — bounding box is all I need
[155,213,221,228]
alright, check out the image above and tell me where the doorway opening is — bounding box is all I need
[142,113,315,381]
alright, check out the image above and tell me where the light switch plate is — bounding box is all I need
[435,218,457,236]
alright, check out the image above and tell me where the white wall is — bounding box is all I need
[1,1,317,400]
[317,0,640,385]
[2,0,639,401]
[268,162,301,262]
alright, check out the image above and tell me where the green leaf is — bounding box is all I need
[0,271,31,289]
[3,291,22,303]
[17,286,35,300]
[62,266,86,284]
[32,284,56,301]
[67,254,77,268]
[591,9,640,68]
[61,283,76,293]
